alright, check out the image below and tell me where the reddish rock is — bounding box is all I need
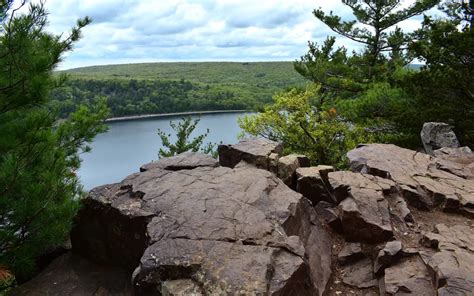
[218,138,282,169]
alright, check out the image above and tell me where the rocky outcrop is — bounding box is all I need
[71,150,330,295]
[277,154,310,188]
[421,122,460,154]
[218,137,282,169]
[18,139,474,296]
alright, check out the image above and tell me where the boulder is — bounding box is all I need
[296,166,335,204]
[218,138,282,170]
[72,159,326,295]
[277,154,310,188]
[421,122,460,154]
[314,201,342,233]
[374,240,403,275]
[338,242,364,265]
[348,144,474,215]
[328,171,394,243]
[341,258,377,289]
[140,151,218,172]
[382,255,434,295]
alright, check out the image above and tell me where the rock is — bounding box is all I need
[347,144,474,214]
[426,248,474,295]
[382,255,434,295]
[338,242,364,265]
[277,154,310,188]
[392,196,414,223]
[140,151,218,172]
[341,258,377,289]
[421,122,460,154]
[421,224,474,252]
[374,240,403,275]
[296,166,335,204]
[161,279,203,296]
[314,201,342,233]
[328,171,394,243]
[218,138,283,169]
[11,253,132,296]
[73,160,323,295]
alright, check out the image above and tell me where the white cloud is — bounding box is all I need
[13,0,439,69]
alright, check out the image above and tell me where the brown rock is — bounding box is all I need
[218,138,283,169]
[276,154,310,188]
[139,151,218,172]
[296,166,335,204]
[328,172,394,243]
[341,257,377,289]
[314,201,342,233]
[347,144,474,214]
[161,279,203,296]
[382,255,435,295]
[374,240,403,275]
[338,242,364,265]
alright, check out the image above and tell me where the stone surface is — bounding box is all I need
[338,242,364,265]
[277,154,310,188]
[341,258,377,289]
[296,166,335,204]
[348,144,474,214]
[218,138,282,169]
[72,160,323,295]
[161,279,203,296]
[140,151,218,172]
[421,122,460,154]
[11,253,132,296]
[314,201,342,233]
[374,240,403,275]
[382,255,434,296]
[329,171,394,243]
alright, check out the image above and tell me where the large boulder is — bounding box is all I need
[348,144,474,215]
[218,138,282,170]
[421,122,460,154]
[277,154,310,188]
[72,155,329,295]
[296,166,335,205]
[140,151,218,172]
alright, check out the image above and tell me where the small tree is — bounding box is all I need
[0,1,108,280]
[238,86,375,168]
[157,117,216,158]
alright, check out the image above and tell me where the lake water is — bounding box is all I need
[78,112,249,190]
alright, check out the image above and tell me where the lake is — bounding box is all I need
[78,112,249,190]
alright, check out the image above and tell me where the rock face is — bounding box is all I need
[218,138,282,169]
[71,149,329,295]
[348,144,474,216]
[19,140,474,296]
[421,122,460,154]
[277,154,310,188]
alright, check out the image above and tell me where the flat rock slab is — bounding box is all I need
[341,258,377,289]
[72,161,324,295]
[218,138,282,169]
[348,144,474,214]
[11,253,132,296]
[140,151,218,172]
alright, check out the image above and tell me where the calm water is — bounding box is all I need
[78,112,248,190]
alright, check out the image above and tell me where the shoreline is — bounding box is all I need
[105,110,250,122]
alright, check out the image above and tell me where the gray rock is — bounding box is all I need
[296,166,335,204]
[421,122,460,154]
[341,257,377,289]
[161,279,203,296]
[382,255,434,295]
[314,201,342,233]
[374,240,403,275]
[218,138,282,169]
[140,151,218,172]
[277,154,310,188]
[338,242,364,265]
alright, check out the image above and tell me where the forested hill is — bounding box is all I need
[52,62,307,118]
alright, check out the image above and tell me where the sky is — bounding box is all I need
[17,0,436,70]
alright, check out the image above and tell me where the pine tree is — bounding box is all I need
[0,1,108,280]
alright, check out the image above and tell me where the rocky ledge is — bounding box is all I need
[14,140,474,295]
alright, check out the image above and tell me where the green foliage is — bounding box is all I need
[406,0,474,146]
[0,1,107,279]
[158,117,217,158]
[51,62,307,118]
[239,86,375,168]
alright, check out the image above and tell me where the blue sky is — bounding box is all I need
[19,0,435,69]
